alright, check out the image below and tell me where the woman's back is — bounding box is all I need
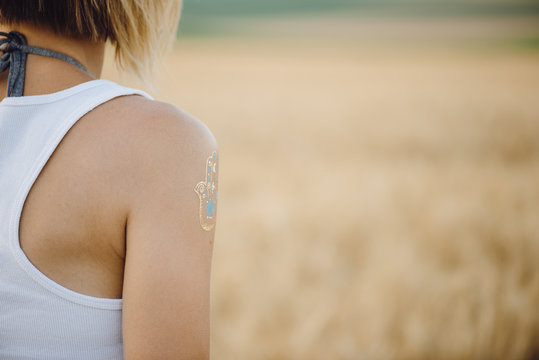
[0,4,217,358]
[0,79,142,358]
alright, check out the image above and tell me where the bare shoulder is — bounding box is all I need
[83,93,219,232]
[89,94,218,184]
[98,94,217,155]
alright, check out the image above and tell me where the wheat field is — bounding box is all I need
[104,13,539,360]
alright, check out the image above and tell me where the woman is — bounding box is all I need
[0,1,217,359]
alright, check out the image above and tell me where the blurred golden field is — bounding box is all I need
[104,11,539,360]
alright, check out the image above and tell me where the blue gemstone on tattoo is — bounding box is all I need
[207,200,216,216]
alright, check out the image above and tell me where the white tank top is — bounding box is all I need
[0,79,152,359]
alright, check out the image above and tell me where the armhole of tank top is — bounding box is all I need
[8,84,152,310]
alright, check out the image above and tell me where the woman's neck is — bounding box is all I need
[0,23,105,97]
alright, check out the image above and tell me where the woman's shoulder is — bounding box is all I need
[81,92,218,205]
[100,94,216,151]
[89,93,217,166]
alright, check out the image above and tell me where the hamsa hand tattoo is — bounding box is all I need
[194,151,218,231]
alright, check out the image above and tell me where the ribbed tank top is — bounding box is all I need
[0,79,152,359]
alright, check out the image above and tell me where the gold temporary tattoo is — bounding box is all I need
[194,151,218,231]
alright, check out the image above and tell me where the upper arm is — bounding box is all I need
[120,101,218,359]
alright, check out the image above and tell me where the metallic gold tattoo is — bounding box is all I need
[194,151,218,231]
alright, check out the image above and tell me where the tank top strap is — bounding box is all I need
[0,31,91,97]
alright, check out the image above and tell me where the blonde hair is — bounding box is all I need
[106,0,182,82]
[0,0,183,81]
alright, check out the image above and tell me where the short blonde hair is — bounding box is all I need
[0,0,182,81]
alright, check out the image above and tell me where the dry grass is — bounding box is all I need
[103,14,539,360]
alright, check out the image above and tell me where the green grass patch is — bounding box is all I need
[180,0,539,18]
[510,36,539,50]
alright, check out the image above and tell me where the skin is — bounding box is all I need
[0,23,217,359]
